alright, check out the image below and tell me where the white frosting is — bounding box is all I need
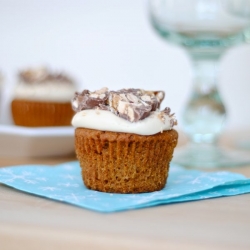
[13,81,76,102]
[72,109,174,135]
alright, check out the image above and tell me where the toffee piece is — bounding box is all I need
[72,87,176,124]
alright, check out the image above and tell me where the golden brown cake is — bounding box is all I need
[11,67,76,127]
[72,88,178,193]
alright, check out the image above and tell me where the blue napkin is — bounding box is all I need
[0,161,250,212]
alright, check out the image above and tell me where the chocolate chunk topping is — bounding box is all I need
[72,88,109,111]
[158,107,177,127]
[72,87,175,124]
[108,90,154,122]
[19,67,73,84]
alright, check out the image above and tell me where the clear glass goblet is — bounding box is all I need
[149,0,250,168]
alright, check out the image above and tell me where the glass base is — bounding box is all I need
[235,139,250,150]
[172,143,250,169]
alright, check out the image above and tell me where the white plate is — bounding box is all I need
[0,125,75,157]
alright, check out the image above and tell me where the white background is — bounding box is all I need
[0,0,250,132]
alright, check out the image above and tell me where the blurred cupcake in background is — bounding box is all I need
[11,66,77,127]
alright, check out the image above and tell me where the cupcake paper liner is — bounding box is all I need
[75,128,178,193]
[11,99,74,127]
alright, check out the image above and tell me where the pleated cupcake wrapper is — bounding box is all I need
[11,100,74,126]
[76,130,177,193]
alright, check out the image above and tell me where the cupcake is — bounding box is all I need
[11,67,76,127]
[72,88,178,193]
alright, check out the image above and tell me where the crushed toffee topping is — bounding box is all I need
[19,67,73,84]
[72,88,177,126]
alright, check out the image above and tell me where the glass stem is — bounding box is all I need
[182,52,226,145]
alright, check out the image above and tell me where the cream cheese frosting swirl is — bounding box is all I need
[71,88,177,135]
[13,67,76,102]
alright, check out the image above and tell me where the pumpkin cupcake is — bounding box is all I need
[11,67,76,127]
[72,88,178,193]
